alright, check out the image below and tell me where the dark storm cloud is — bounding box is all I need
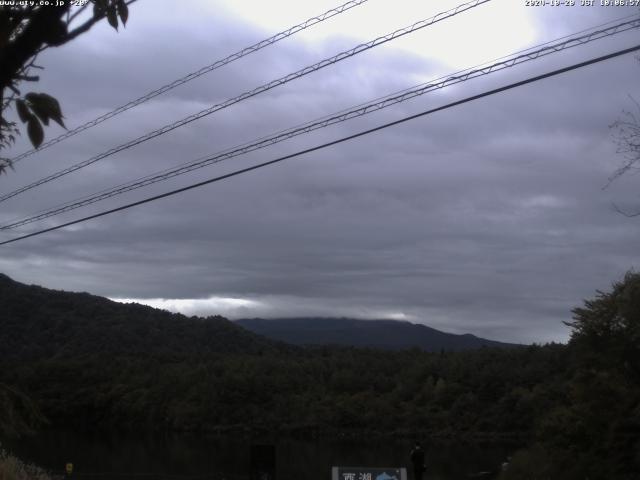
[1,1,639,344]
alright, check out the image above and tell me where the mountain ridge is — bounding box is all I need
[0,273,518,358]
[0,273,283,361]
[236,317,520,351]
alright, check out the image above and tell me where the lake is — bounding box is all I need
[4,430,511,480]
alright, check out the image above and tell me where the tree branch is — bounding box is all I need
[0,6,68,90]
[64,0,138,42]
[67,3,90,24]
[62,15,102,43]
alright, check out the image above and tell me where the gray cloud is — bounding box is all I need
[1,1,639,344]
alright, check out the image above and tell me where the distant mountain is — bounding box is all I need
[0,272,516,364]
[0,273,282,361]
[0,274,582,443]
[236,317,519,351]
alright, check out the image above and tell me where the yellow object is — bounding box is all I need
[65,463,73,475]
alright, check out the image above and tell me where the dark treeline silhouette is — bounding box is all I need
[1,272,638,478]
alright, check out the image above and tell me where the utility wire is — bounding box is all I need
[8,0,371,164]
[7,10,638,233]
[3,16,638,231]
[2,43,638,247]
[0,0,490,204]
[3,16,636,228]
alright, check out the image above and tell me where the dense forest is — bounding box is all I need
[0,272,639,479]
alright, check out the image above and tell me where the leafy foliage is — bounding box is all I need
[0,384,46,438]
[1,272,639,477]
[499,272,640,479]
[0,274,564,438]
[0,0,136,172]
[0,274,281,360]
[568,271,640,372]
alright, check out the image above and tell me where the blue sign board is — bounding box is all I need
[332,467,407,480]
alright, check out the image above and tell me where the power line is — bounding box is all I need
[3,16,638,231]
[3,16,637,229]
[0,0,490,204]
[8,0,371,164]
[2,43,638,247]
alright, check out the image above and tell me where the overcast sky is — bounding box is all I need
[1,0,639,343]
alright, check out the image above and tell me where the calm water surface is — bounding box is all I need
[5,430,511,480]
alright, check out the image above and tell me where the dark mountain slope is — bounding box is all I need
[236,317,520,351]
[0,273,281,361]
[0,382,46,437]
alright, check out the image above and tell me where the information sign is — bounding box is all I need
[331,466,406,480]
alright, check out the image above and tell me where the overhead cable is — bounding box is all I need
[2,43,638,246]
[3,16,638,231]
[8,0,371,164]
[0,0,490,204]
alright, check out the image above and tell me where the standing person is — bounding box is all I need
[410,442,426,480]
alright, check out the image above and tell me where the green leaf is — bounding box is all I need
[117,0,129,26]
[25,93,50,126]
[107,6,118,30]
[27,117,44,148]
[30,108,49,126]
[25,92,65,129]
[15,99,31,123]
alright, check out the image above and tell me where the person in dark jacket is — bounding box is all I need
[410,442,426,480]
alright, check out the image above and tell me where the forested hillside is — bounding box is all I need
[0,273,283,360]
[1,272,638,478]
[0,383,46,438]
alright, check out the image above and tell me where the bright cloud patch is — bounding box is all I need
[111,296,415,324]
[111,296,262,318]
[519,194,568,210]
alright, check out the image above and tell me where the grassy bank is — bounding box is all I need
[0,447,51,480]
